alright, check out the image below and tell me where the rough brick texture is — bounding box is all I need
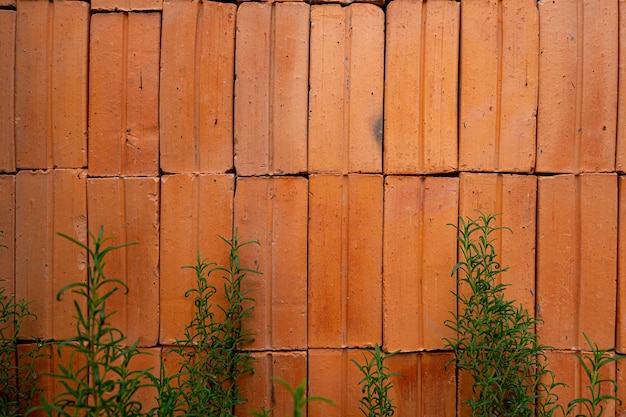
[0,11,15,173]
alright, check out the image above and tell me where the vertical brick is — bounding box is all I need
[537,0,618,173]
[459,0,538,172]
[89,13,160,177]
[0,176,15,302]
[384,0,459,174]
[160,174,234,344]
[0,11,15,173]
[15,0,88,169]
[235,351,307,417]
[619,0,626,172]
[547,351,617,415]
[386,352,456,417]
[160,0,236,174]
[307,349,366,417]
[234,3,310,176]
[234,177,308,350]
[16,170,87,341]
[459,173,537,312]
[309,4,384,174]
[308,175,383,348]
[87,177,159,346]
[537,174,618,349]
[619,176,626,352]
[383,176,458,351]
[91,0,162,12]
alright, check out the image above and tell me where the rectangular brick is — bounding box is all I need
[386,352,456,417]
[15,1,88,169]
[87,177,159,346]
[307,349,367,417]
[16,170,87,341]
[89,13,160,177]
[537,0,618,173]
[619,176,626,352]
[384,0,459,174]
[160,1,236,174]
[92,0,162,11]
[0,11,15,173]
[0,176,15,306]
[234,3,309,176]
[234,177,308,350]
[546,350,617,415]
[159,174,234,344]
[537,174,618,350]
[459,0,538,172]
[235,351,307,417]
[309,4,384,174]
[308,175,382,348]
[619,0,626,173]
[459,173,537,312]
[0,0,15,8]
[383,176,458,351]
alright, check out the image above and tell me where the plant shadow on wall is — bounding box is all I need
[444,212,624,417]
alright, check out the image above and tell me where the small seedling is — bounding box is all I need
[352,343,402,417]
[250,378,335,417]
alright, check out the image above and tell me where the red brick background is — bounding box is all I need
[1,0,625,415]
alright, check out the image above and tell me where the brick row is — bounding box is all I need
[384,0,459,175]
[234,3,310,176]
[160,1,236,174]
[15,1,89,169]
[0,11,15,173]
[89,13,160,177]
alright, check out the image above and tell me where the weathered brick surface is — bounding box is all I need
[91,0,162,11]
[89,13,160,177]
[384,0,459,174]
[235,351,307,417]
[459,173,537,312]
[620,176,626,352]
[15,0,88,169]
[160,174,234,344]
[234,176,308,350]
[160,0,236,174]
[537,0,618,173]
[16,170,87,341]
[460,0,538,173]
[537,174,618,350]
[234,3,310,176]
[383,176,458,351]
[309,4,384,174]
[87,177,159,346]
[0,11,15,173]
[0,176,15,301]
[308,174,382,348]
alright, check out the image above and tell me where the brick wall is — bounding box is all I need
[1,0,625,415]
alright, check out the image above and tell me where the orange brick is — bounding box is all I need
[619,0,626,173]
[537,0,618,173]
[386,352,456,417]
[383,176,458,351]
[309,4,384,174]
[15,0,88,169]
[308,175,382,348]
[159,174,234,344]
[160,0,236,174]
[459,0,538,173]
[537,174,618,350]
[89,13,160,177]
[0,11,15,173]
[384,0,459,174]
[307,349,366,417]
[459,173,537,312]
[87,177,159,346]
[234,177,308,350]
[0,0,15,8]
[547,350,618,415]
[92,0,162,11]
[16,170,87,341]
[619,176,626,352]
[0,176,15,301]
[234,3,309,176]
[311,0,384,6]
[235,351,307,417]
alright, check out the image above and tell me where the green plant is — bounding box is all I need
[36,226,154,417]
[352,343,402,417]
[444,212,561,417]
[163,230,260,417]
[250,378,335,417]
[565,333,624,417]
